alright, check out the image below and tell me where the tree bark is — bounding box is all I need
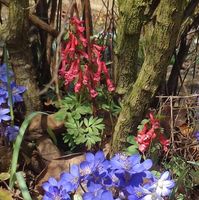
[167,13,199,95]
[114,0,150,95]
[111,0,185,153]
[0,0,41,113]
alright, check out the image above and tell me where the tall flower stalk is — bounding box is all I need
[60,17,115,98]
[0,45,26,142]
[4,45,14,124]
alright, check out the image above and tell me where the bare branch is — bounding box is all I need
[0,0,59,36]
[183,0,199,20]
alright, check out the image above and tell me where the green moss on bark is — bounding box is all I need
[115,0,150,94]
[111,0,185,154]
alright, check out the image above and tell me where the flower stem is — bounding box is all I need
[3,45,14,125]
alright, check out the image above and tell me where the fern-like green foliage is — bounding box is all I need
[96,87,121,116]
[54,94,104,150]
[126,135,139,155]
[64,116,104,150]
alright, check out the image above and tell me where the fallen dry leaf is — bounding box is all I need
[36,153,85,189]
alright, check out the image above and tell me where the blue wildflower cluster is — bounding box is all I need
[0,63,26,141]
[194,131,199,141]
[42,151,175,200]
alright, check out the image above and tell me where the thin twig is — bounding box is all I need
[156,94,199,98]
[170,97,174,149]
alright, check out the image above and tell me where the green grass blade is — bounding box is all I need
[16,171,32,200]
[187,160,199,166]
[9,112,48,189]
[47,127,57,145]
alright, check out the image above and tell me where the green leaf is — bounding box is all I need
[0,173,10,181]
[63,134,73,143]
[86,135,96,143]
[72,111,81,120]
[65,122,77,129]
[47,128,57,145]
[102,103,110,111]
[127,135,135,144]
[187,161,199,166]
[9,112,48,189]
[16,172,32,200]
[75,134,86,144]
[0,188,13,200]
[95,124,105,130]
[151,170,161,178]
[141,119,149,124]
[84,118,89,127]
[92,127,99,134]
[54,109,67,121]
[88,127,93,134]
[93,118,103,125]
[190,169,199,185]
[79,120,84,126]
[86,140,92,150]
[76,105,92,115]
[91,135,101,142]
[63,32,69,41]
[88,116,95,126]
[126,145,138,155]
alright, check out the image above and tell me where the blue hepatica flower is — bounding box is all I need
[42,151,175,200]
[0,90,7,105]
[83,182,114,200]
[80,151,108,177]
[61,164,80,191]
[42,177,72,200]
[150,171,175,197]
[80,151,111,186]
[194,131,199,141]
[0,63,14,83]
[0,108,11,122]
[110,153,152,174]
[127,185,163,200]
[10,82,26,105]
[4,125,19,142]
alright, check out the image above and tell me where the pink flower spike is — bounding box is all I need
[71,16,83,25]
[77,26,85,33]
[93,73,100,82]
[59,67,66,77]
[93,44,105,51]
[83,76,89,85]
[74,82,82,93]
[79,34,87,47]
[102,62,109,74]
[69,34,78,51]
[106,79,115,92]
[78,50,89,59]
[90,89,98,98]
[159,134,170,152]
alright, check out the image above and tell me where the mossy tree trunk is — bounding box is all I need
[111,0,185,153]
[0,0,40,113]
[115,0,151,94]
